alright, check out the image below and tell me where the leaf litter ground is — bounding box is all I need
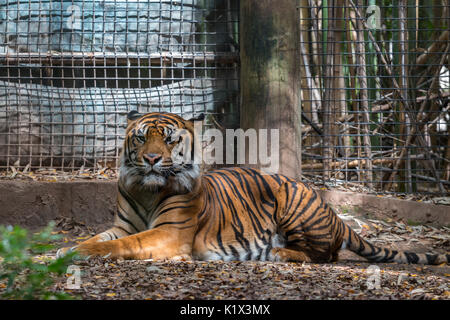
[46,213,450,300]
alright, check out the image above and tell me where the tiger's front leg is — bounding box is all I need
[71,228,194,260]
[56,226,131,257]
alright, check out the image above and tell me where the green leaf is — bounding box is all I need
[0,223,76,300]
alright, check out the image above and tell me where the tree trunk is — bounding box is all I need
[240,0,301,179]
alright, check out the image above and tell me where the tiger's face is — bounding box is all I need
[120,111,204,192]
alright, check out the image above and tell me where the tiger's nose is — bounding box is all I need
[143,153,162,165]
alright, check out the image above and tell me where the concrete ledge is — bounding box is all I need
[318,190,450,226]
[0,180,448,228]
[0,181,116,229]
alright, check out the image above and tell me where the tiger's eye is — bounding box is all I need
[165,136,175,145]
[133,128,146,143]
[135,135,146,143]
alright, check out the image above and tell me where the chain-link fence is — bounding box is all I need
[299,1,449,195]
[0,0,239,170]
[1,0,449,196]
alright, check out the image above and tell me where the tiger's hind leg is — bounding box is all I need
[271,247,312,262]
[271,243,338,263]
[273,181,343,263]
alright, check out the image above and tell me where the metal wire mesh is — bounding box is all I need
[1,0,448,197]
[299,1,449,195]
[0,0,239,170]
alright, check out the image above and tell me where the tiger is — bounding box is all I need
[57,111,449,265]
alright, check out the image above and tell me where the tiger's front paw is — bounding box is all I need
[56,245,104,260]
[71,242,115,259]
[56,246,78,259]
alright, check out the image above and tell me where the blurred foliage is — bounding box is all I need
[0,222,77,300]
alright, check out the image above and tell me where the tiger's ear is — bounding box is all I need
[127,110,143,126]
[187,113,205,122]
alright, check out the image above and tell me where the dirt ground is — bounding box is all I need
[44,214,450,300]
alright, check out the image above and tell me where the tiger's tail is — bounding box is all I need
[341,221,449,265]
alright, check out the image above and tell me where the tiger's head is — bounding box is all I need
[120,111,204,193]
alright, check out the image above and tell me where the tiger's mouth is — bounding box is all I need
[142,163,181,178]
[142,164,164,176]
[120,157,200,192]
[135,155,177,177]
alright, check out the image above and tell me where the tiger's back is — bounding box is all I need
[192,167,344,263]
